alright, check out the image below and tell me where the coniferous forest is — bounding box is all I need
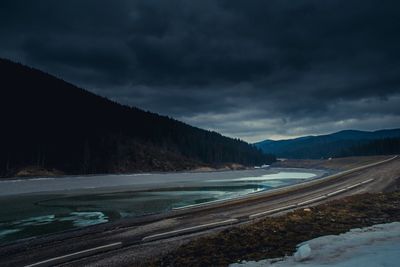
[337,138,400,157]
[0,58,275,177]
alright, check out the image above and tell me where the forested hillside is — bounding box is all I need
[0,58,274,177]
[337,138,400,157]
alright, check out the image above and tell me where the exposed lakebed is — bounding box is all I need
[0,168,325,243]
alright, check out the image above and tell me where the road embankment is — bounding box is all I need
[154,190,400,266]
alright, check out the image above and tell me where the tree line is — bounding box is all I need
[336,138,400,157]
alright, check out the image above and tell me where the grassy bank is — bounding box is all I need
[153,191,400,266]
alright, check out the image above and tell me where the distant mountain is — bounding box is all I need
[0,58,274,177]
[255,129,400,159]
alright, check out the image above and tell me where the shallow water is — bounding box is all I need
[0,169,321,243]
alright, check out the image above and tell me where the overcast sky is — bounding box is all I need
[1,0,399,142]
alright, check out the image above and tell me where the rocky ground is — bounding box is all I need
[13,166,65,177]
[151,190,400,266]
[6,162,248,179]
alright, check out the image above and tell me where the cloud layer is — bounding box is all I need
[1,0,399,141]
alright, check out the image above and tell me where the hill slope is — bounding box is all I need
[0,58,274,177]
[255,129,400,159]
[338,138,400,157]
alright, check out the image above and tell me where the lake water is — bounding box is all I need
[0,168,324,243]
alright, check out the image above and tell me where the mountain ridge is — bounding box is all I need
[255,128,400,159]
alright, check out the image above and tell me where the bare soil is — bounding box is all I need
[272,155,392,171]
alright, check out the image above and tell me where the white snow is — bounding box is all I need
[230,222,400,267]
[293,244,311,262]
[211,172,317,182]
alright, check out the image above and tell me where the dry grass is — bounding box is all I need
[152,191,400,266]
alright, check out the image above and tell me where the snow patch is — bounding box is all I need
[210,172,316,182]
[293,244,311,261]
[231,222,400,267]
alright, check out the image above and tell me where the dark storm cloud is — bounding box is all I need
[1,0,400,141]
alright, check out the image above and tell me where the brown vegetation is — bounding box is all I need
[154,191,400,266]
[14,166,64,177]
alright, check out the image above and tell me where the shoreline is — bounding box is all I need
[0,162,256,181]
[1,155,389,183]
[0,167,326,197]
